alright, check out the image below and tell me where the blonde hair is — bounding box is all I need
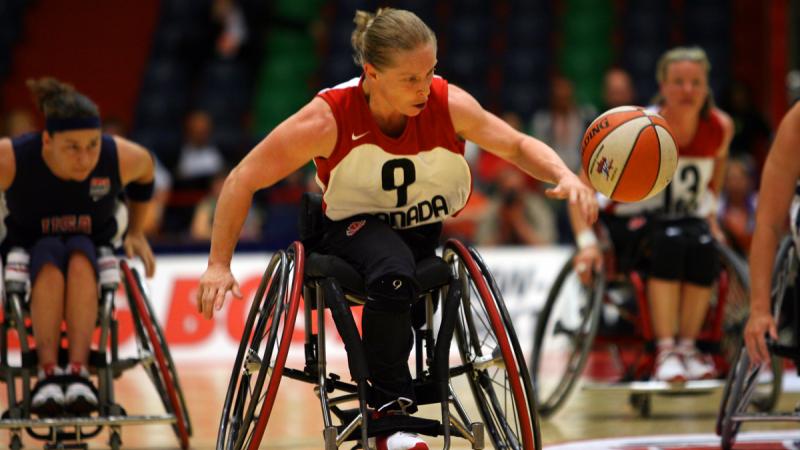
[351,8,436,70]
[26,77,99,119]
[654,46,714,116]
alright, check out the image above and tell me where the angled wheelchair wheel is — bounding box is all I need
[444,240,541,450]
[717,241,783,411]
[718,347,754,450]
[217,242,303,450]
[530,252,603,418]
[121,261,191,450]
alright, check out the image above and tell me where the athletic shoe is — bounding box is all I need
[653,350,687,383]
[374,431,429,450]
[64,364,98,415]
[680,348,715,380]
[31,367,65,417]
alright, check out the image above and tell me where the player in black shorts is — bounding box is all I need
[0,78,156,416]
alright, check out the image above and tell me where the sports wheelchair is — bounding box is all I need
[216,194,541,449]
[529,219,773,418]
[0,248,191,449]
[717,235,799,450]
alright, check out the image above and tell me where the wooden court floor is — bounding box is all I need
[6,359,800,449]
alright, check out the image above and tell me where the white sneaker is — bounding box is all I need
[654,350,687,383]
[31,367,65,417]
[64,365,98,415]
[374,431,429,450]
[680,348,715,380]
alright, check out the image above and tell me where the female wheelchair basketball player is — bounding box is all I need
[0,77,155,417]
[717,97,800,450]
[569,46,734,383]
[196,7,596,449]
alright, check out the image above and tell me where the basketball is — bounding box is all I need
[581,106,678,202]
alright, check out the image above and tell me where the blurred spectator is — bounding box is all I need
[175,110,225,189]
[101,116,128,137]
[602,67,636,110]
[164,110,225,234]
[718,156,758,256]
[143,158,173,239]
[530,75,596,173]
[191,169,262,241]
[441,190,489,245]
[3,108,35,137]
[722,81,771,172]
[475,167,556,246]
[213,0,248,59]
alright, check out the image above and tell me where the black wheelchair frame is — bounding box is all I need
[717,235,799,450]
[215,234,541,450]
[0,258,191,450]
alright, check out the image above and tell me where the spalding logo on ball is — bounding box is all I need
[581,105,678,202]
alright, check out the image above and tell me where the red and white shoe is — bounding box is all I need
[374,431,429,450]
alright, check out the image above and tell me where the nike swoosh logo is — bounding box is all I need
[351,131,369,141]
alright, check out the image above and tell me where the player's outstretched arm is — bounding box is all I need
[448,83,597,224]
[197,97,337,319]
[745,102,800,364]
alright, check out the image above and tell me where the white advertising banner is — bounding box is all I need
[4,247,571,363]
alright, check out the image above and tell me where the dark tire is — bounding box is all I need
[445,240,541,450]
[530,253,603,418]
[217,242,304,450]
[122,261,191,450]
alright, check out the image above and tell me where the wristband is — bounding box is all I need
[576,229,598,250]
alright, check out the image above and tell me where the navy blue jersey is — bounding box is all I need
[4,132,124,248]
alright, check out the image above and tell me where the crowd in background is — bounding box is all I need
[0,0,784,255]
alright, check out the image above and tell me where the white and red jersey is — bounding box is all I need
[315,76,471,229]
[604,106,726,218]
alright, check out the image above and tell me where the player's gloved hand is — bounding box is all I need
[197,263,243,319]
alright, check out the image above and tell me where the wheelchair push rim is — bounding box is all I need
[444,240,541,450]
[531,252,604,418]
[217,242,303,450]
[121,260,191,450]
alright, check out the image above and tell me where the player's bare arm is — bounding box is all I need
[114,136,157,275]
[448,83,597,223]
[0,138,17,190]
[198,97,337,319]
[745,103,800,364]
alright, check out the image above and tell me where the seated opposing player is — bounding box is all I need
[0,78,155,416]
[572,47,733,383]
[745,102,800,365]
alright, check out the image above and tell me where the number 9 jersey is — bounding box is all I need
[607,106,726,218]
[315,76,471,230]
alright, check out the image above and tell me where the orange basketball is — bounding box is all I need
[581,106,678,202]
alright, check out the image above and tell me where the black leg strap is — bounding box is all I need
[433,279,462,382]
[322,278,370,381]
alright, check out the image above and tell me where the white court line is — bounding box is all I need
[543,430,800,449]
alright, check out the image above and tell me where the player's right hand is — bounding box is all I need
[197,263,243,319]
[744,310,777,366]
[573,245,603,286]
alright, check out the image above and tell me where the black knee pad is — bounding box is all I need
[366,274,419,313]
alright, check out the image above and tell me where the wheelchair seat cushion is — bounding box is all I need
[304,253,451,298]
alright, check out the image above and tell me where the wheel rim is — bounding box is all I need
[446,241,537,450]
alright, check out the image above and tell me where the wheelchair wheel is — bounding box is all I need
[122,261,191,450]
[717,241,784,411]
[718,347,753,450]
[530,252,603,418]
[444,240,541,450]
[217,243,303,450]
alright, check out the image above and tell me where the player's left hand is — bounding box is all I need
[124,231,156,277]
[546,173,598,225]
